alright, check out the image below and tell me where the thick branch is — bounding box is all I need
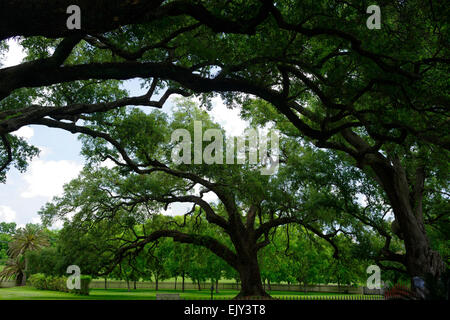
[0,87,188,134]
[114,229,239,270]
[153,195,229,232]
[255,216,299,240]
[0,35,83,100]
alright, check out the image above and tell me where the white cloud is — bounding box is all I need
[12,126,34,140]
[2,39,26,68]
[208,97,248,136]
[193,184,218,203]
[50,219,64,230]
[37,145,51,157]
[356,193,368,206]
[31,216,41,224]
[174,96,248,137]
[0,205,17,223]
[202,191,218,203]
[100,158,116,169]
[20,160,83,199]
[159,185,219,218]
[162,205,175,216]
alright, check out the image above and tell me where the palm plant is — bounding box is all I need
[0,257,25,285]
[7,224,49,285]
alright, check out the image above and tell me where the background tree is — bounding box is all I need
[166,242,193,292]
[0,222,16,262]
[0,256,24,285]
[6,224,49,285]
[26,247,65,276]
[39,100,386,298]
[273,225,332,292]
[145,239,171,291]
[186,247,209,291]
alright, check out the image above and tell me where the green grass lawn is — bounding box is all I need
[0,286,378,300]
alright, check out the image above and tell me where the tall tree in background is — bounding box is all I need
[0,257,25,285]
[4,224,49,285]
[0,222,16,261]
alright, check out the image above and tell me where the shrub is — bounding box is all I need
[46,276,67,292]
[28,273,47,290]
[75,275,92,296]
[28,273,91,295]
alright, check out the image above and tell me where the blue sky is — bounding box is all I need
[0,39,248,229]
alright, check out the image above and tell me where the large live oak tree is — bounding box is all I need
[40,104,370,298]
[1,0,448,295]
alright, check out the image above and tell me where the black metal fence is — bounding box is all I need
[90,280,364,294]
[180,295,385,301]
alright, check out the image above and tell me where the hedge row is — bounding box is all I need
[28,273,91,295]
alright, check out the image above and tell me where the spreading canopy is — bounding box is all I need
[1,0,448,293]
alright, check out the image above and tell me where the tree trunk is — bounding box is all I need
[398,205,443,275]
[234,250,270,299]
[133,280,136,290]
[22,256,28,286]
[155,275,159,291]
[126,279,130,291]
[341,130,446,298]
[394,203,445,298]
[197,279,201,291]
[215,278,219,293]
[16,272,23,286]
[182,272,185,292]
[372,159,446,297]
[236,268,268,298]
[104,277,107,290]
[174,276,177,290]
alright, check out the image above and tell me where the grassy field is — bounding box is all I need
[0,286,373,300]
